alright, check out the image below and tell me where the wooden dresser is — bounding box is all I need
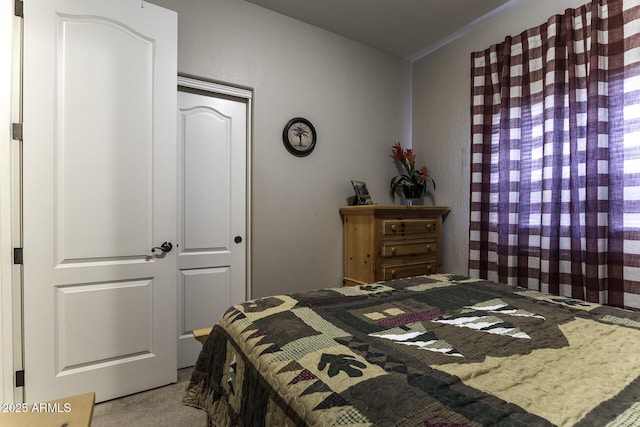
[340,205,450,286]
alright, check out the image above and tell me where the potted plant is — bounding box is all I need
[390,142,435,203]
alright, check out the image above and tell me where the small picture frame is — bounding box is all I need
[351,180,373,205]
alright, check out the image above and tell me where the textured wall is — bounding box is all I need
[411,0,588,276]
[149,0,411,298]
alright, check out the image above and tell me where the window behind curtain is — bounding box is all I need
[469,0,640,309]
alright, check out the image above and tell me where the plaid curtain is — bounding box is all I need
[469,0,640,309]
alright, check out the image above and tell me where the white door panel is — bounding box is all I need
[57,16,154,262]
[178,268,233,365]
[182,269,232,331]
[56,280,153,369]
[177,87,247,368]
[182,106,231,251]
[23,0,177,402]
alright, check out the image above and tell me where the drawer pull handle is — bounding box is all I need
[391,269,397,279]
[426,244,432,253]
[391,247,396,255]
[427,265,433,273]
[427,224,434,232]
[391,224,397,232]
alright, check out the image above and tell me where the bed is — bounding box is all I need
[182,273,640,426]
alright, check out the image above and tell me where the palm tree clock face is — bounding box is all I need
[283,117,317,157]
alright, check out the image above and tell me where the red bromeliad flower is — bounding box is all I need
[391,142,405,162]
[405,148,416,165]
[390,142,435,199]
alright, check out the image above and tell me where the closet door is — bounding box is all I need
[177,83,248,367]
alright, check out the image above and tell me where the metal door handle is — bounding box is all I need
[152,241,173,253]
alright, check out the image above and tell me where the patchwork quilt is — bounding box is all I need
[183,274,640,426]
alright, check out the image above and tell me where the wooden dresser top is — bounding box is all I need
[340,205,450,217]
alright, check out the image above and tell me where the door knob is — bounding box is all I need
[152,241,173,253]
[234,236,242,244]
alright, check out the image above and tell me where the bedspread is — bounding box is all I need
[183,274,640,426]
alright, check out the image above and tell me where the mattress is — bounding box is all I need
[183,274,640,426]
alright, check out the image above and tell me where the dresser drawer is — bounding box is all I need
[383,219,436,236]
[381,262,436,280]
[381,241,436,257]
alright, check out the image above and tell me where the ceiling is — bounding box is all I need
[243,0,519,61]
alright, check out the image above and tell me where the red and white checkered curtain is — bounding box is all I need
[469,0,640,309]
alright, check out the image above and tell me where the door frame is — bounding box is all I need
[177,75,253,303]
[1,0,23,404]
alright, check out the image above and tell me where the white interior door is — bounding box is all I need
[177,83,248,368]
[22,0,177,402]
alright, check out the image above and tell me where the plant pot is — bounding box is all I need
[402,184,423,199]
[401,184,423,206]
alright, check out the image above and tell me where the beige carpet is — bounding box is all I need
[91,367,206,426]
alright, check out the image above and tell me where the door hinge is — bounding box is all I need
[14,0,23,18]
[15,370,24,387]
[13,248,23,265]
[12,123,23,141]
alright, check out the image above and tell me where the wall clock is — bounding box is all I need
[282,117,317,157]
